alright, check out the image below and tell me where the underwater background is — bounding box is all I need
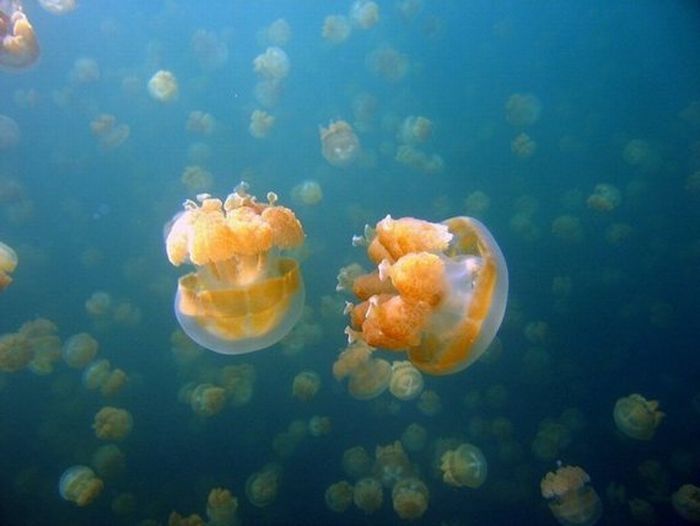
[1,0,700,524]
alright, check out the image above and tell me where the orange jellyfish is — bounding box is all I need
[165,183,305,354]
[0,240,18,291]
[0,2,39,70]
[340,215,508,375]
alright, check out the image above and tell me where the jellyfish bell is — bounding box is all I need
[440,443,487,488]
[320,120,360,167]
[541,465,602,526]
[38,0,77,15]
[0,6,40,70]
[58,465,103,507]
[165,183,305,355]
[0,240,18,290]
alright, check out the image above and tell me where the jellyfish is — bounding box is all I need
[0,3,39,69]
[181,165,213,193]
[341,215,508,375]
[0,332,32,372]
[373,441,414,488]
[401,423,427,452]
[540,465,602,526]
[291,180,322,206]
[322,15,352,44]
[147,70,179,102]
[90,444,125,479]
[206,487,238,526]
[0,240,18,291]
[613,394,664,440]
[586,183,621,212]
[332,341,391,400]
[111,492,136,516]
[58,465,103,507]
[0,115,20,150]
[261,18,291,47]
[308,415,331,436]
[292,370,321,401]
[440,443,487,488]
[38,0,76,15]
[505,93,542,127]
[395,144,444,174]
[366,46,409,82]
[191,29,228,71]
[388,360,424,401]
[342,446,372,480]
[392,478,429,520]
[350,1,380,29]
[249,109,275,138]
[220,363,256,405]
[22,318,61,375]
[164,183,305,355]
[186,111,216,135]
[69,57,100,84]
[62,332,98,368]
[511,132,536,158]
[672,484,700,523]
[325,481,353,513]
[100,369,127,397]
[93,406,133,441]
[90,114,129,150]
[245,464,281,507]
[253,47,290,80]
[82,359,112,390]
[353,477,383,514]
[189,383,226,417]
[397,116,433,144]
[320,120,360,167]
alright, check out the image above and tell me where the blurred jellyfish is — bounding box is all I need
[181,165,213,193]
[0,115,20,150]
[206,487,238,526]
[325,481,353,513]
[69,57,100,84]
[628,498,655,525]
[441,443,487,488]
[168,512,205,525]
[586,183,621,212]
[0,5,39,69]
[320,120,360,167]
[261,18,291,46]
[332,341,391,400]
[191,29,229,71]
[417,389,442,416]
[353,477,383,514]
[511,132,536,158]
[672,484,700,523]
[308,415,332,437]
[342,446,372,480]
[164,184,305,355]
[397,0,423,21]
[540,465,602,526]
[366,46,409,82]
[186,111,216,135]
[622,139,658,170]
[613,394,664,440]
[350,1,380,29]
[93,406,133,440]
[82,359,111,390]
[395,144,444,174]
[291,180,322,206]
[63,333,98,368]
[58,465,103,506]
[220,363,256,406]
[322,15,352,44]
[90,114,129,150]
[147,70,179,102]
[245,464,281,507]
[38,0,76,15]
[249,109,275,138]
[397,115,433,144]
[111,492,135,516]
[552,215,583,242]
[0,240,18,290]
[392,478,429,520]
[90,443,125,479]
[85,291,112,317]
[253,80,282,108]
[401,423,427,452]
[464,190,491,217]
[189,383,226,417]
[388,361,424,401]
[292,370,321,401]
[0,332,32,372]
[22,318,61,375]
[374,441,414,488]
[100,369,127,397]
[253,46,290,80]
[505,93,542,127]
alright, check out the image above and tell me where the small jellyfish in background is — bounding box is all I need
[58,465,103,507]
[93,406,133,441]
[340,215,508,375]
[440,443,487,488]
[308,415,332,436]
[220,363,256,406]
[342,446,372,480]
[392,478,429,520]
[511,132,536,158]
[350,1,380,29]
[90,444,125,480]
[0,3,39,70]
[0,115,20,150]
[90,114,129,151]
[186,111,216,136]
[586,183,621,212]
[353,477,383,514]
[181,165,213,193]
[388,360,424,401]
[505,93,542,127]
[191,29,229,71]
[672,484,700,523]
[260,18,291,47]
[291,180,323,206]
[322,15,352,44]
[0,331,32,372]
[0,240,18,290]
[206,487,238,526]
[62,332,98,368]
[249,109,275,138]
[320,120,360,167]
[366,46,409,82]
[38,0,76,15]
[373,441,414,488]
[325,481,354,513]
[245,464,281,507]
[397,115,433,144]
[164,183,305,355]
[69,57,100,84]
[401,423,427,452]
[292,370,321,401]
[188,383,226,417]
[613,394,664,440]
[332,341,392,400]
[147,70,179,103]
[22,318,61,376]
[395,144,444,174]
[253,46,290,81]
[540,465,602,526]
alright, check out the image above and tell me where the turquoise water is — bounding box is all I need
[1,1,699,524]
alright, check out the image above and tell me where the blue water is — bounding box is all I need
[1,1,699,524]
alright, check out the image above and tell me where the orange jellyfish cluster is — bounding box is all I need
[165,183,305,355]
[338,215,508,376]
[0,1,39,70]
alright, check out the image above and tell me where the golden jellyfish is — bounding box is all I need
[440,443,487,488]
[206,487,238,526]
[332,341,392,400]
[85,291,112,317]
[90,444,125,479]
[395,144,444,174]
[320,120,360,167]
[186,111,216,135]
[392,478,429,520]
[0,115,20,150]
[342,446,372,480]
[353,477,383,514]
[613,394,664,440]
[291,180,322,206]
[38,0,76,15]
[253,46,290,80]
[322,15,352,44]
[0,4,39,70]
[586,183,621,212]
[164,183,306,355]
[100,368,127,397]
[511,132,536,158]
[308,415,332,437]
[245,464,281,507]
[342,215,508,375]
[350,1,380,29]
[389,360,424,401]
[82,359,112,390]
[181,165,213,193]
[401,423,427,452]
[249,109,275,138]
[325,481,353,513]
[21,318,61,375]
[292,370,321,401]
[398,0,423,20]
[189,383,226,417]
[93,406,133,441]
[505,93,542,127]
[374,441,414,488]
[0,240,18,290]
[540,465,602,526]
[366,46,409,82]
[62,332,98,368]
[90,114,129,150]
[59,465,103,507]
[397,115,433,144]
[262,18,291,47]
[0,332,32,372]
[552,215,583,243]
[69,57,100,84]
[147,70,179,103]
[219,363,256,406]
[672,484,700,523]
[169,512,205,526]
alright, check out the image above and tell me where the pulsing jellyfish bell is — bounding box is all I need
[164,183,305,355]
